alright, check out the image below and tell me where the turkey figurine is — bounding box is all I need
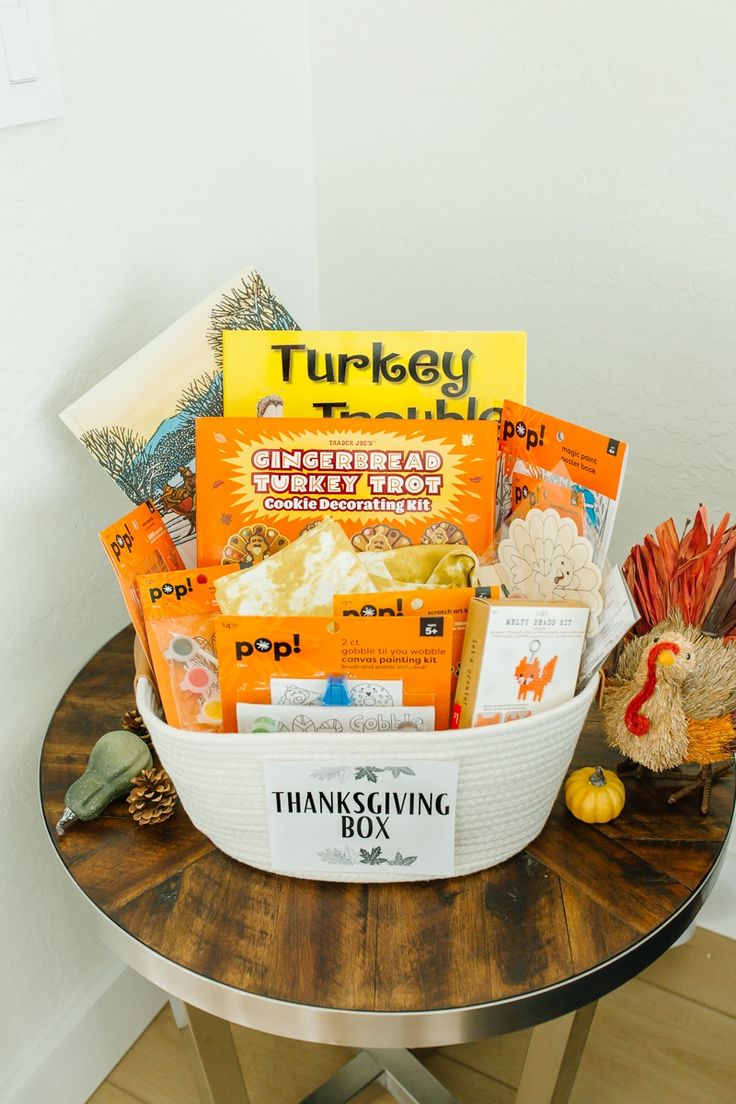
[602,619,736,813]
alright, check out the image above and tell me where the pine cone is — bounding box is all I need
[122,708,150,740]
[127,768,178,826]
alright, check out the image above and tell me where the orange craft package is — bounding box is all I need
[195,416,498,567]
[333,586,499,700]
[99,500,184,665]
[137,565,238,730]
[216,614,454,732]
[510,473,587,534]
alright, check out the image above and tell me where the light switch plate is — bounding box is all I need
[0,0,63,128]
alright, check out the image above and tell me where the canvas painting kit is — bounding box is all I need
[67,284,638,742]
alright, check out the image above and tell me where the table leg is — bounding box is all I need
[515,1002,597,1104]
[179,1002,252,1104]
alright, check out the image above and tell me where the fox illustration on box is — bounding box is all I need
[515,654,558,702]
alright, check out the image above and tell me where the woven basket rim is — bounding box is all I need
[136,671,600,746]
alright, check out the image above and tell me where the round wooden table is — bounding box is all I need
[40,627,735,1104]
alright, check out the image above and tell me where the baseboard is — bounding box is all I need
[3,965,167,1104]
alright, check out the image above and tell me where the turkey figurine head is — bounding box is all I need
[624,633,695,737]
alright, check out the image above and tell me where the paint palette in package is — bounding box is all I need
[137,565,237,730]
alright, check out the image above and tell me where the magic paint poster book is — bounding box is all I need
[222,331,526,421]
[60,268,297,566]
[195,418,498,567]
[498,401,628,565]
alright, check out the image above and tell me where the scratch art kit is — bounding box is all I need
[62,267,297,566]
[333,586,500,699]
[222,331,526,421]
[196,417,498,567]
[216,615,454,732]
[137,565,238,730]
[99,501,184,665]
[452,598,590,729]
[497,400,628,565]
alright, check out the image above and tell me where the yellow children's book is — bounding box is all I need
[216,614,454,731]
[222,331,526,421]
[196,417,498,567]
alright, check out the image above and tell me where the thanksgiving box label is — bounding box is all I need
[264,760,458,876]
[196,417,497,565]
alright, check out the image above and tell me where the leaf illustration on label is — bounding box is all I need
[360,847,388,865]
[213,433,228,444]
[385,766,416,778]
[318,846,357,865]
[465,514,481,523]
[213,480,225,489]
[387,852,418,866]
[354,766,382,782]
[309,765,350,781]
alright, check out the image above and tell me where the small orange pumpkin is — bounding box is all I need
[565,765,625,823]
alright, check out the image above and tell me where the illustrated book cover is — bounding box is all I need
[195,417,498,567]
[61,267,298,565]
[222,331,526,421]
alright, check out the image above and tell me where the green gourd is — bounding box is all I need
[55,730,152,835]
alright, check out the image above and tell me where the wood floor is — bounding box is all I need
[88,928,735,1104]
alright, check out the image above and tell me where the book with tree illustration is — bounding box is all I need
[222,331,526,421]
[195,417,498,567]
[60,267,297,565]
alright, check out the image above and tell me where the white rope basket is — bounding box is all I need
[135,673,599,883]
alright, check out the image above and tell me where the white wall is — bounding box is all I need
[0,1,317,1096]
[310,0,736,563]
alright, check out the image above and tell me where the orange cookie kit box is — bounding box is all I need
[196,417,498,568]
[137,565,238,730]
[333,586,499,699]
[99,500,184,665]
[216,614,454,731]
